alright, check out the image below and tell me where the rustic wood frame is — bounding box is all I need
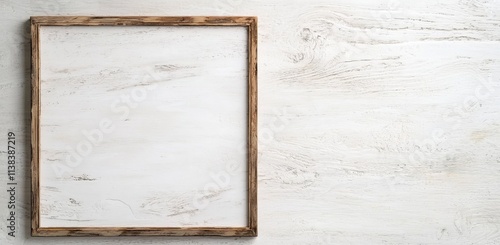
[30,16,257,237]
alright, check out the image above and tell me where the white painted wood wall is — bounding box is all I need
[1,0,500,244]
[39,25,250,228]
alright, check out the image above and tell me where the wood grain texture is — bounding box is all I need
[30,16,257,26]
[1,0,500,244]
[33,227,255,237]
[30,16,41,237]
[31,16,258,237]
[247,17,258,236]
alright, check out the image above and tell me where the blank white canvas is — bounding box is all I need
[39,25,248,227]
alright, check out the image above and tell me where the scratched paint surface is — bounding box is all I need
[39,26,248,227]
[1,0,500,244]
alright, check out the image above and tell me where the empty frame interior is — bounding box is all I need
[31,16,257,236]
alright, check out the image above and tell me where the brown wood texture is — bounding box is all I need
[34,227,256,237]
[31,16,258,237]
[247,18,258,236]
[30,17,41,237]
[30,16,256,26]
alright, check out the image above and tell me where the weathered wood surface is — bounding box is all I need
[33,22,255,236]
[30,16,258,237]
[2,0,500,244]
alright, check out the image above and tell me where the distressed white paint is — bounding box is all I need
[1,0,500,244]
[39,26,248,227]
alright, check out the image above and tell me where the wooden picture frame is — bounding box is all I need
[31,16,257,237]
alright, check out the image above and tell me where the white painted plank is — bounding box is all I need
[1,0,500,243]
[39,25,248,227]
